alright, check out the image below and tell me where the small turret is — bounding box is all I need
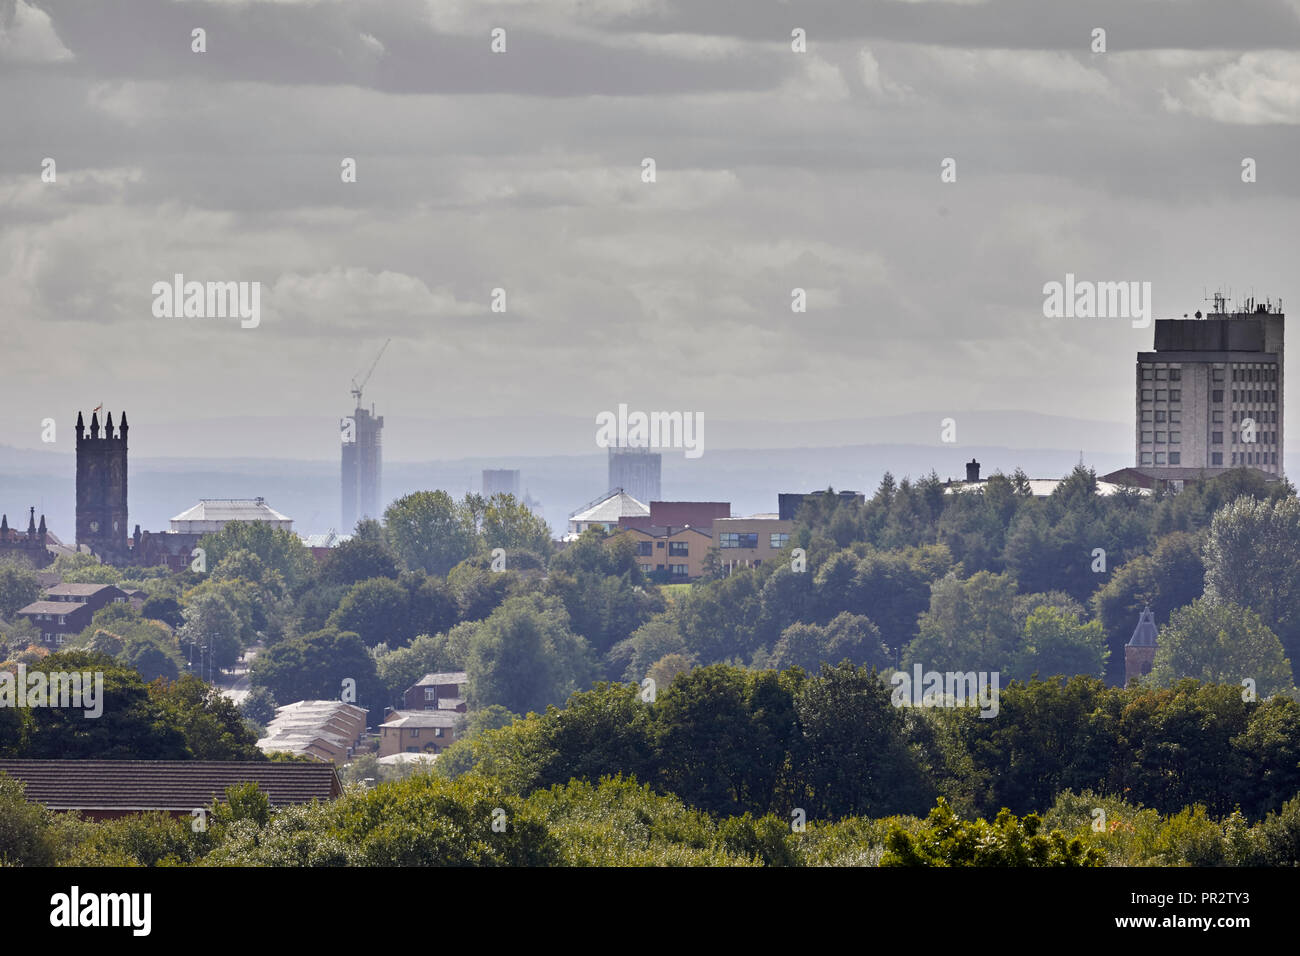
[1124,606,1159,686]
[37,514,46,538]
[119,410,128,440]
[105,411,115,438]
[26,506,36,536]
[0,514,7,536]
[75,410,85,442]
[89,410,101,439]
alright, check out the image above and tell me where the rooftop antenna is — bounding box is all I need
[351,338,391,407]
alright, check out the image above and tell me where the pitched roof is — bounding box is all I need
[258,701,367,758]
[570,491,649,523]
[0,760,342,811]
[17,600,91,616]
[1128,607,1159,647]
[383,711,459,729]
[171,498,291,523]
[300,531,353,549]
[45,583,118,598]
[413,671,468,687]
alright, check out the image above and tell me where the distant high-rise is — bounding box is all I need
[608,447,661,504]
[342,404,383,532]
[1132,299,1283,480]
[482,469,521,499]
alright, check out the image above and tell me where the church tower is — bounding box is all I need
[75,409,129,559]
[1124,606,1159,686]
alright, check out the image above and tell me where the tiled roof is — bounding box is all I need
[17,601,89,615]
[383,711,459,729]
[0,760,342,811]
[413,671,468,687]
[45,583,116,597]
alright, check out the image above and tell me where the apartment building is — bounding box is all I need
[712,515,795,574]
[1131,300,1284,480]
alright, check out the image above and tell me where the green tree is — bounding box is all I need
[0,773,60,866]
[1204,495,1300,676]
[196,522,313,590]
[476,493,553,556]
[317,534,401,586]
[769,612,890,673]
[906,571,1020,673]
[383,491,478,577]
[250,627,383,715]
[1149,598,1295,698]
[0,562,40,619]
[149,674,264,760]
[327,577,412,648]
[881,797,1103,866]
[1012,605,1108,680]
[18,651,191,759]
[465,595,594,714]
[177,590,244,673]
[793,661,932,819]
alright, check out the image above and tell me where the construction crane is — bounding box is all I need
[351,338,391,405]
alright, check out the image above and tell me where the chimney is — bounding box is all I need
[965,459,981,483]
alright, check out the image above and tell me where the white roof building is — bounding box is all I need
[170,497,293,534]
[943,478,1148,497]
[566,489,649,539]
[300,530,353,549]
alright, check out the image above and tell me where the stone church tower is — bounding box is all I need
[1124,606,1159,686]
[75,409,129,560]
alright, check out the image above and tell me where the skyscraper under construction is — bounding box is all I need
[342,340,389,532]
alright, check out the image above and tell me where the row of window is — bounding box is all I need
[1142,430,1278,448]
[1140,366,1277,383]
[636,541,690,556]
[1233,452,1279,466]
[1140,390,1182,402]
[1231,390,1278,404]
[1232,367,1278,382]
[719,532,790,549]
[1143,451,1281,468]
[638,563,690,575]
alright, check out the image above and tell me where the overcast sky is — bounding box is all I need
[2,0,1299,460]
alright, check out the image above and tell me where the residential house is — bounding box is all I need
[257,700,368,765]
[379,711,459,757]
[16,583,129,646]
[403,671,468,712]
[0,759,342,822]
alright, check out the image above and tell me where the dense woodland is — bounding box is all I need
[2,467,1300,865]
